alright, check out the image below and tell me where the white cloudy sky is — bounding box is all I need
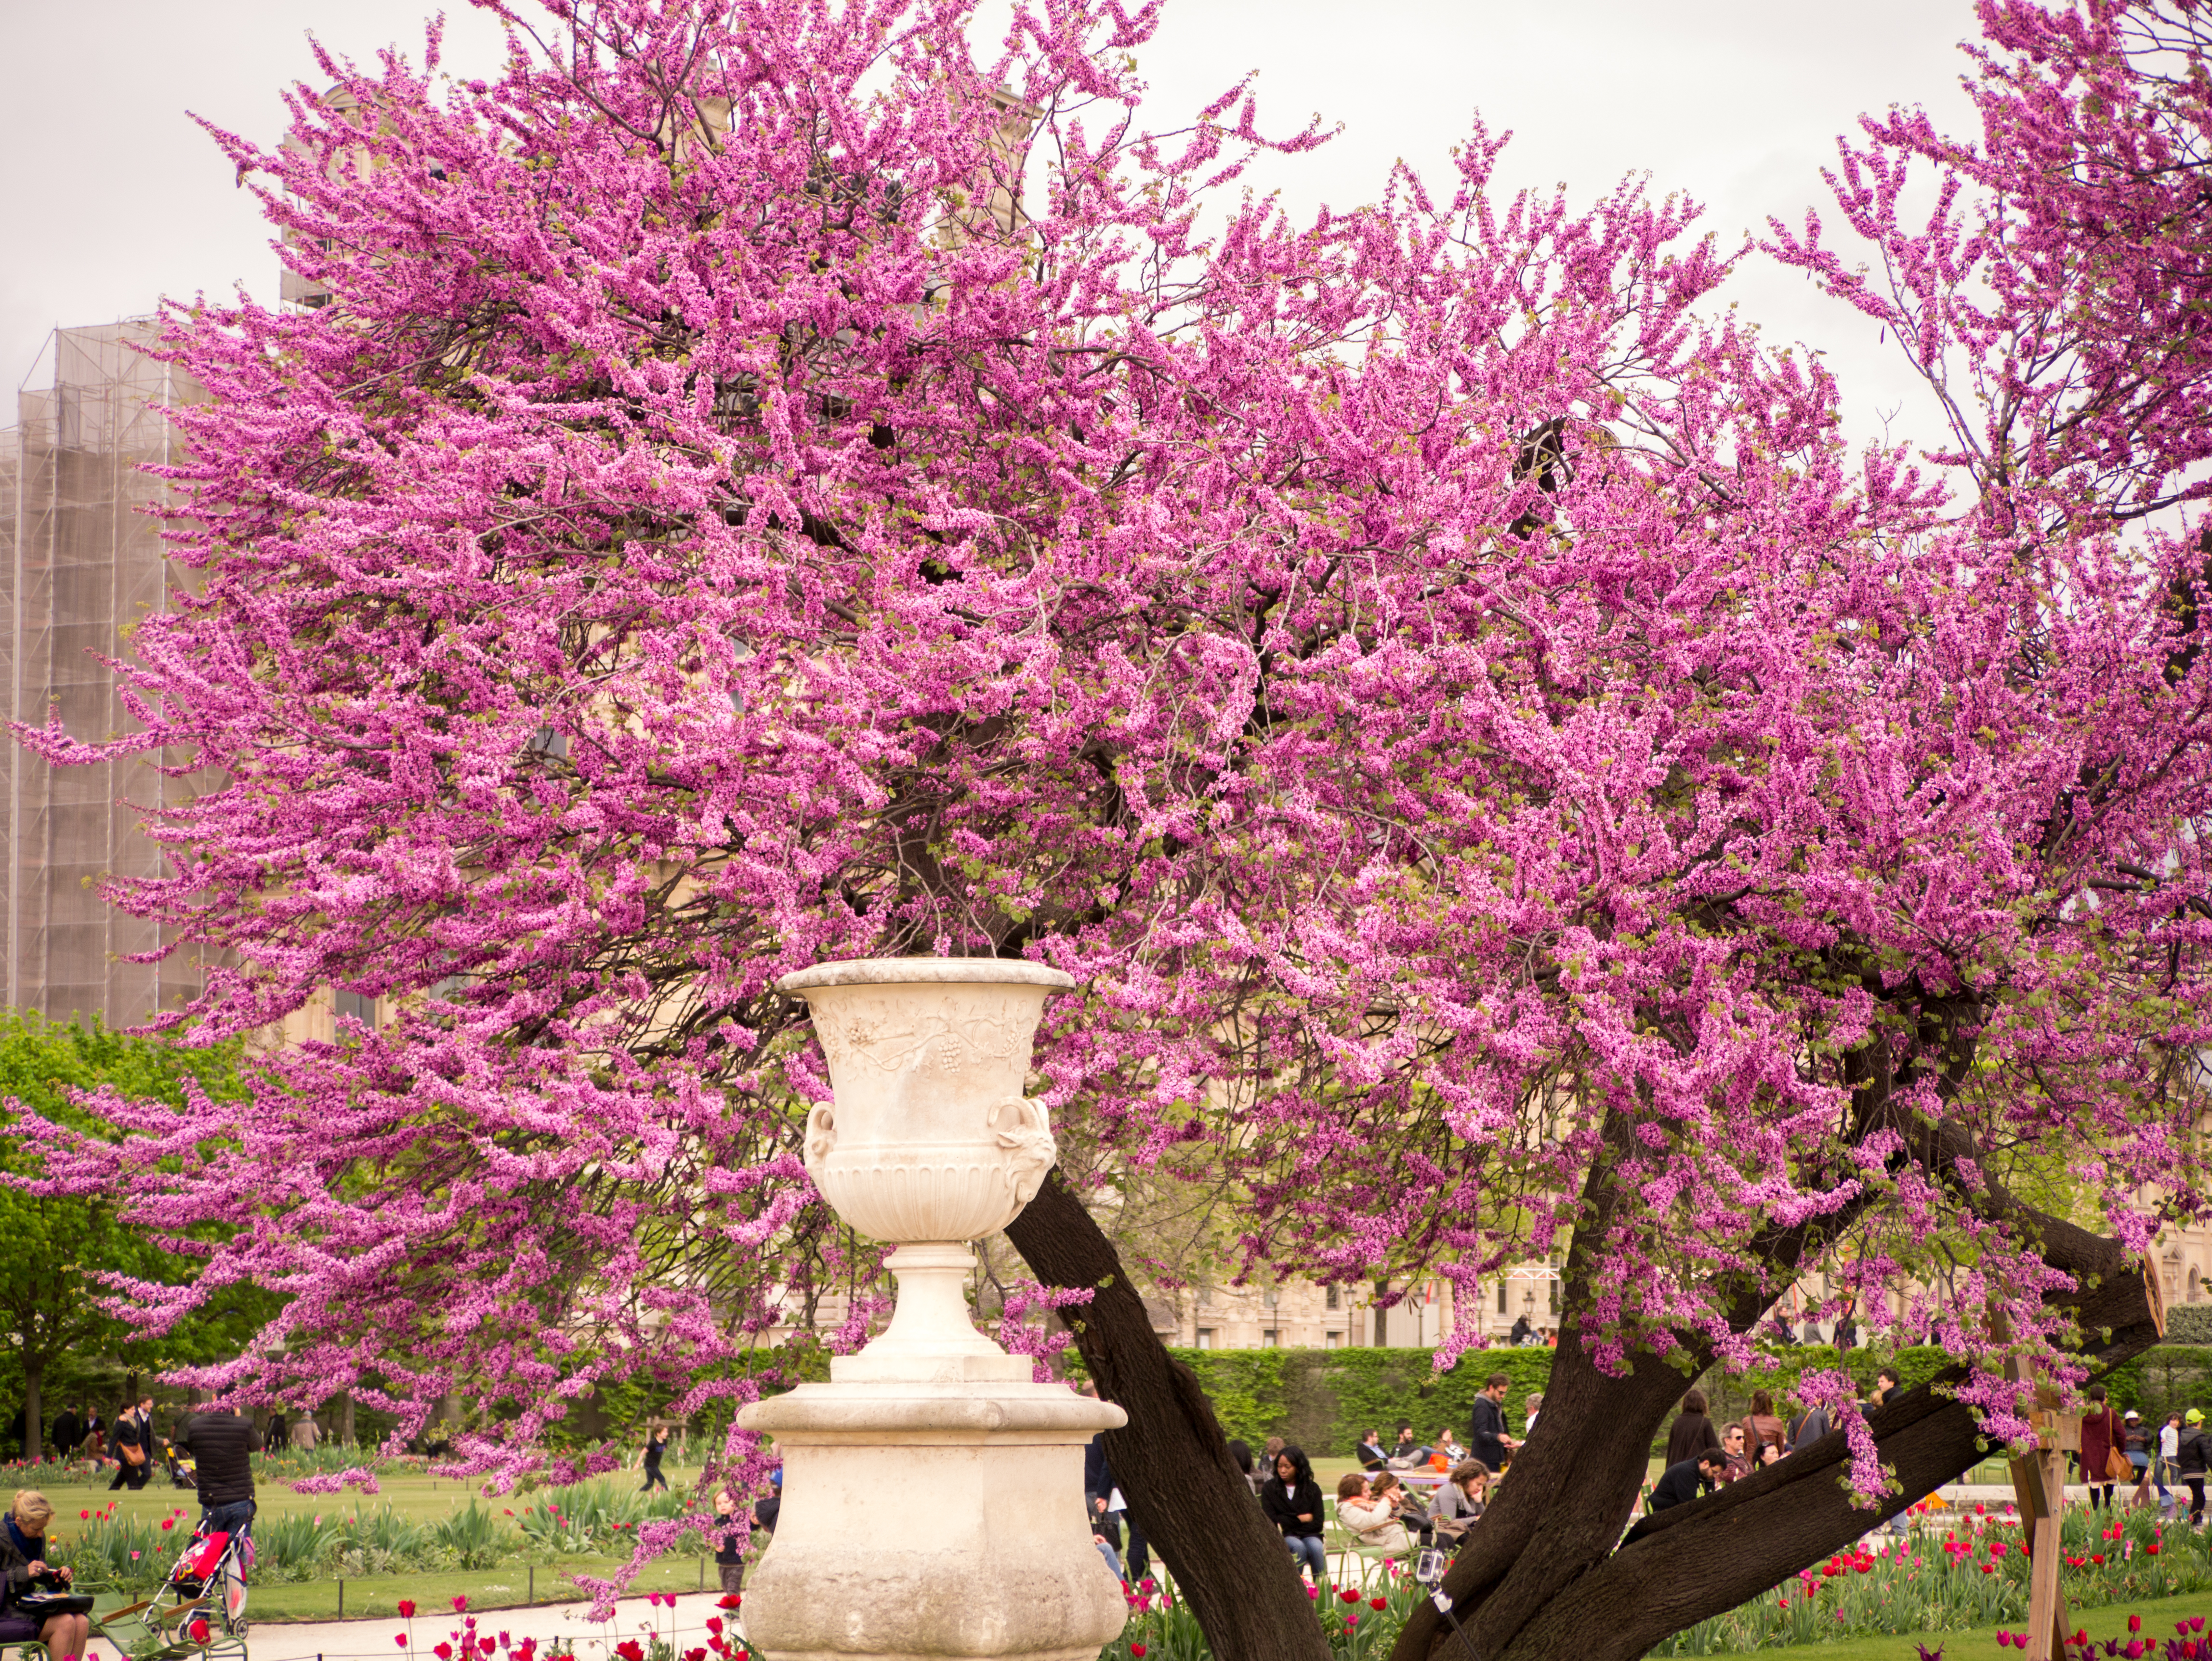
[0,0,1981,448]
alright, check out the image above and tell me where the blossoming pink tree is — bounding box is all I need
[9,0,2212,1656]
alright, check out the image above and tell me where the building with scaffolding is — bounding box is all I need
[0,320,205,1029]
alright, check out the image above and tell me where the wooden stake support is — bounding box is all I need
[2005,1389,2072,1661]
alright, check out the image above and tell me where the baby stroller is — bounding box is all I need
[162,1437,199,1492]
[99,1518,250,1661]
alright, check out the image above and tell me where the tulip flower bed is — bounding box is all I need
[1984,1608,2205,1660]
[1098,1506,2212,1661]
[1103,1568,1424,1660]
[1649,1506,2212,1656]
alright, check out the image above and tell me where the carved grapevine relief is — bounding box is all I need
[816,1004,1032,1078]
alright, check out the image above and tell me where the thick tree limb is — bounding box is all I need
[1004,1167,1332,1661]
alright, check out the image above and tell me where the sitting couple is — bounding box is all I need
[1338,1461,1491,1553]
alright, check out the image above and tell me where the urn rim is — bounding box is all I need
[776,955,1076,996]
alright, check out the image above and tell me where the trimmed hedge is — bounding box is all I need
[1162,1344,2212,1462]
[1166,1346,1555,1454]
[2166,1305,2212,1345]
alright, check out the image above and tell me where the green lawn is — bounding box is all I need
[38,1463,716,1626]
[40,1463,704,1529]
[1760,1587,2212,1660]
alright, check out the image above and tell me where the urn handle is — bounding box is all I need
[988,1095,1058,1208]
[803,1101,838,1174]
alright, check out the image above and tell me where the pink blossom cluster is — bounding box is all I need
[4,0,2211,1569]
[289,1465,382,1495]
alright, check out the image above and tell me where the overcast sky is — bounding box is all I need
[0,0,1982,448]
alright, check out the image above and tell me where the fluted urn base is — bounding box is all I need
[735,1379,1127,1661]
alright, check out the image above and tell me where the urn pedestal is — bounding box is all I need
[736,959,1125,1661]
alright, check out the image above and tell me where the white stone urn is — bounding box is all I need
[735,958,1128,1661]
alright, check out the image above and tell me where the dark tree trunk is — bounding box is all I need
[1005,1169,1332,1661]
[1388,1231,2162,1661]
[21,1358,40,1463]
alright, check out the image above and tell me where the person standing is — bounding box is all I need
[1468,1374,1518,1471]
[2160,1412,2183,1513]
[711,1488,745,1596]
[2177,1409,2210,1527]
[640,1428,668,1492]
[107,1399,151,1492]
[2080,1384,2125,1510]
[1739,1391,1787,1463]
[290,1414,320,1452]
[47,1408,78,1464]
[1718,1423,1753,1484]
[1664,1391,1724,1469]
[1260,1445,1327,1582]
[176,1404,260,1543]
[265,1409,289,1452]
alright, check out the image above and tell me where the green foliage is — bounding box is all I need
[511,1476,702,1557]
[1166,1346,1554,1455]
[0,1011,271,1451]
[2163,1305,2212,1345]
[1162,1342,2212,1458]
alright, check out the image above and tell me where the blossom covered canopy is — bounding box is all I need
[11,0,2212,1539]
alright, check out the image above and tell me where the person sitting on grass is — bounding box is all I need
[1336,1472,1411,1556]
[0,1491,88,1661]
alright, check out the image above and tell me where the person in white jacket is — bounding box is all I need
[1334,1473,1411,1555]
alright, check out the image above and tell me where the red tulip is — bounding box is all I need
[1369,1597,1388,1611]
[396,1637,408,1648]
[400,1602,417,1620]
[1130,1648,1146,1658]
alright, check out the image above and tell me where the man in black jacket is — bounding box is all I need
[1468,1373,1518,1470]
[177,1405,261,1542]
[1648,1449,1731,1513]
[1620,1449,1732,1546]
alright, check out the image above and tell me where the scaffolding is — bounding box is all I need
[6,321,206,1028]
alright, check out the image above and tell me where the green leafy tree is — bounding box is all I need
[0,1013,261,1456]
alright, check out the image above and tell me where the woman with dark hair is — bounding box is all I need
[1226,1438,1261,1495]
[1665,1389,1724,1468]
[2080,1384,2125,1510]
[1740,1390,1787,1462]
[1261,1444,1327,1582]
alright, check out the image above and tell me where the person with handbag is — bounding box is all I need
[0,1490,91,1660]
[2080,1384,2128,1510]
[107,1397,152,1493]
